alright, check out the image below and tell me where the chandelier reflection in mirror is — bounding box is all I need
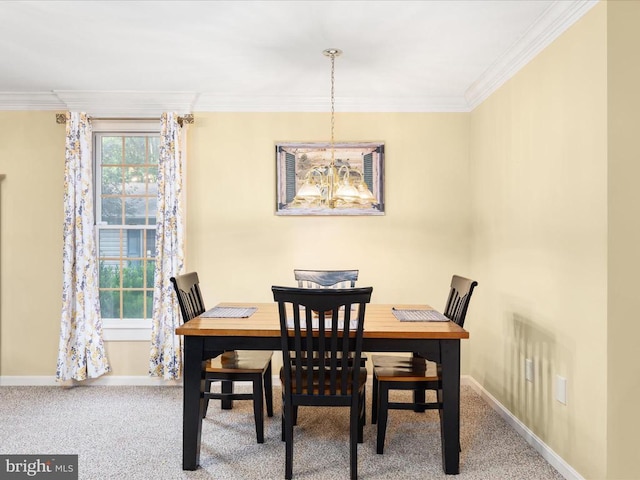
[275,49,384,216]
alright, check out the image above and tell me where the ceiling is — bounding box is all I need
[0,0,598,115]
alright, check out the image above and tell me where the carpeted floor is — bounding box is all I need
[0,384,564,480]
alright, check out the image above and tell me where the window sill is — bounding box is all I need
[103,319,152,342]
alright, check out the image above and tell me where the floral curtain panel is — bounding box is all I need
[149,113,185,380]
[56,112,111,381]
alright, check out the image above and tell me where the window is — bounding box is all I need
[95,131,160,326]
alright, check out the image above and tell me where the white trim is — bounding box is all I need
[465,0,599,109]
[194,94,471,113]
[103,318,152,329]
[92,119,160,132]
[462,375,585,480]
[0,376,182,387]
[54,90,196,117]
[102,319,151,342]
[0,92,65,109]
[102,327,152,342]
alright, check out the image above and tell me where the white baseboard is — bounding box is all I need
[462,375,584,480]
[0,376,182,387]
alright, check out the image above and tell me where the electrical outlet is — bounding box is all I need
[556,375,567,404]
[525,358,534,382]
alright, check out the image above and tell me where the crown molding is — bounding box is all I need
[0,91,196,116]
[465,0,600,109]
[194,94,470,112]
[0,92,65,110]
[52,90,197,117]
[0,91,469,113]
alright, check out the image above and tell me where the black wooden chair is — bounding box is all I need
[293,269,367,422]
[371,275,478,454]
[170,272,273,443]
[272,286,373,480]
[294,270,364,366]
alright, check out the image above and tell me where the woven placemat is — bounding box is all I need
[201,306,257,318]
[392,308,448,321]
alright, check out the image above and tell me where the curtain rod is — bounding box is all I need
[55,113,194,126]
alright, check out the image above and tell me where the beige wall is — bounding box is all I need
[186,112,470,306]
[469,3,608,479]
[607,1,640,479]
[0,112,65,375]
[0,111,472,377]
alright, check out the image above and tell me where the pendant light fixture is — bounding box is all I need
[293,49,375,208]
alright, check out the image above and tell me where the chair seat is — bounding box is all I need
[207,350,273,374]
[280,366,367,395]
[372,355,439,382]
[371,354,414,367]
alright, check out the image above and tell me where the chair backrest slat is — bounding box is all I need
[273,286,373,398]
[443,275,478,327]
[170,272,206,323]
[294,269,359,289]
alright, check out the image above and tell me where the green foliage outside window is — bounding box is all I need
[99,260,155,319]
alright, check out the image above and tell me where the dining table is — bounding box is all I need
[176,301,469,475]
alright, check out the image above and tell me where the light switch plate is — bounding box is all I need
[556,375,567,404]
[525,358,534,382]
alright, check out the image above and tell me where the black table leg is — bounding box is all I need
[412,352,427,412]
[440,339,461,475]
[183,336,205,470]
[221,380,234,409]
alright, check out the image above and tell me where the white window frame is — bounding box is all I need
[93,120,160,341]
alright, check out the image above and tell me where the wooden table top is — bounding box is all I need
[176,303,469,340]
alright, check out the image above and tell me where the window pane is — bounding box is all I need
[148,137,160,164]
[98,230,121,258]
[101,137,123,165]
[146,197,157,225]
[101,166,123,194]
[100,290,121,319]
[146,260,155,288]
[101,197,122,224]
[123,261,144,288]
[123,291,144,318]
[125,198,147,225]
[146,166,158,186]
[124,166,147,188]
[125,230,142,258]
[146,291,154,318]
[124,137,146,164]
[145,231,156,259]
[99,261,121,288]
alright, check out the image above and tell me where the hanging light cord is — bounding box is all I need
[323,48,341,167]
[330,51,336,165]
